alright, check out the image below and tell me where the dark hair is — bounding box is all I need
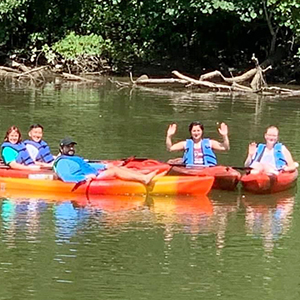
[188,121,204,133]
[29,124,44,131]
[4,126,22,143]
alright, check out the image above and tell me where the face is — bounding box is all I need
[265,128,279,145]
[190,125,203,140]
[8,130,20,144]
[61,143,76,156]
[29,127,43,142]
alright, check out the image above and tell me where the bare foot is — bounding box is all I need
[142,170,158,185]
[153,170,168,179]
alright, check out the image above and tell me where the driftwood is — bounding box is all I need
[62,72,96,82]
[15,66,48,78]
[133,74,187,86]
[0,66,20,73]
[0,60,99,84]
[113,55,300,97]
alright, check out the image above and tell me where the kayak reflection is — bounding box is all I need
[0,188,296,253]
[241,188,296,252]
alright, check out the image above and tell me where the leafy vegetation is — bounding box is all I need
[0,0,300,78]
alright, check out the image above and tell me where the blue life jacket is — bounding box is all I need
[24,140,54,163]
[250,143,287,170]
[53,155,98,175]
[183,138,217,167]
[1,142,35,166]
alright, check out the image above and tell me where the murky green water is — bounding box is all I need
[0,78,300,300]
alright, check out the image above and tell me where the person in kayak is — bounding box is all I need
[1,126,40,170]
[24,124,54,168]
[53,137,159,184]
[244,126,297,174]
[166,121,230,166]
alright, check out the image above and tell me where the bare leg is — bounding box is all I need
[98,166,158,185]
[250,162,278,175]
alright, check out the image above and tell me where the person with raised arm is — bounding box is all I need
[244,126,297,174]
[166,121,230,167]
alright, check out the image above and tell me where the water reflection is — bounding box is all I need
[0,189,296,255]
[1,197,48,247]
[241,189,296,253]
[54,201,90,243]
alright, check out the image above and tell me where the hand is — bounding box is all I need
[248,142,257,157]
[29,165,41,170]
[218,122,228,136]
[85,174,97,182]
[105,163,115,168]
[167,124,177,137]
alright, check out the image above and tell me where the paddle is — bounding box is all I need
[71,179,87,192]
[87,155,139,166]
[167,163,252,171]
[230,166,252,171]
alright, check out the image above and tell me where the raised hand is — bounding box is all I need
[248,142,257,157]
[218,122,228,136]
[167,123,177,137]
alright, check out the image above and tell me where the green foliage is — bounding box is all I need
[51,32,109,61]
[1,0,300,69]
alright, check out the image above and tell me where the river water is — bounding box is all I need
[0,78,300,300]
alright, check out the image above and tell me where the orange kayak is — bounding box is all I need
[0,168,214,196]
[167,165,241,190]
[240,170,298,194]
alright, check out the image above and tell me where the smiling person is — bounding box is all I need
[244,126,297,174]
[53,137,158,184]
[1,126,40,170]
[166,121,230,167]
[24,124,54,168]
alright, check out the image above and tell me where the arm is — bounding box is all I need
[8,161,40,170]
[244,142,257,167]
[2,147,40,170]
[282,146,297,172]
[55,160,87,183]
[35,161,53,169]
[210,122,230,151]
[88,162,107,170]
[166,123,186,152]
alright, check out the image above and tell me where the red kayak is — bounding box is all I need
[240,170,298,194]
[167,165,241,190]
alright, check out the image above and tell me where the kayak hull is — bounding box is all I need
[0,169,214,196]
[167,165,241,190]
[240,170,298,194]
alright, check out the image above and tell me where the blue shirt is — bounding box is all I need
[54,156,107,183]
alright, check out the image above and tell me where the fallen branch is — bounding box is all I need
[0,66,20,73]
[172,70,240,92]
[62,72,96,82]
[15,66,49,79]
[132,73,188,85]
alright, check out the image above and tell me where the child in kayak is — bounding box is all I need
[1,126,40,170]
[53,137,159,184]
[24,124,54,168]
[244,126,297,174]
[166,121,230,166]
